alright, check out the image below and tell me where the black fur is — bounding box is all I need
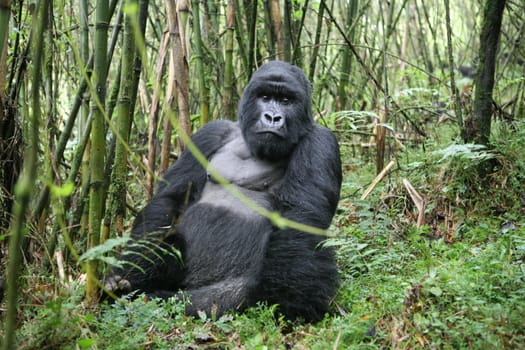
[105,61,342,322]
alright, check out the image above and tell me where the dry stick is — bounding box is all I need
[146,32,169,200]
[402,178,426,227]
[360,160,395,200]
[55,251,66,282]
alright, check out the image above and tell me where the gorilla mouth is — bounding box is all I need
[256,128,285,137]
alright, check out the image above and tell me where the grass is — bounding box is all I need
[6,121,525,349]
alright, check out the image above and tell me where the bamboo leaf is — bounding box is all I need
[79,237,130,262]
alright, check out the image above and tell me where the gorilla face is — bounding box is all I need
[238,61,314,161]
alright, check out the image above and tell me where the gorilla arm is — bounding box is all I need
[105,121,238,295]
[276,124,342,228]
[132,120,239,235]
[254,124,342,322]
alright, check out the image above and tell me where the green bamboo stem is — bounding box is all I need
[2,0,49,347]
[108,0,137,238]
[86,0,109,305]
[223,0,235,119]
[191,0,209,125]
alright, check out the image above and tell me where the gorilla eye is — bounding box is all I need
[280,97,291,105]
[261,95,271,102]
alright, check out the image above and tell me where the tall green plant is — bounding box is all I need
[444,0,463,130]
[0,0,13,231]
[107,0,137,238]
[0,0,10,83]
[2,0,50,348]
[308,1,324,82]
[86,0,109,304]
[337,0,359,110]
[191,0,209,125]
[79,0,90,247]
[223,0,235,119]
[0,0,11,63]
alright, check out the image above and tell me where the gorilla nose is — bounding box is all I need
[262,112,284,128]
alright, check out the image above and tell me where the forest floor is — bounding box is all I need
[8,121,525,349]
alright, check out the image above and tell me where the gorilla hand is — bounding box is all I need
[103,274,132,296]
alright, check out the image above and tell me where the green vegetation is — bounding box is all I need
[10,118,525,349]
[1,0,524,348]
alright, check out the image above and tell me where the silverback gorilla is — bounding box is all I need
[104,61,342,322]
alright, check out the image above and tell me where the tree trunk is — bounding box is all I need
[0,0,19,233]
[444,0,463,130]
[337,0,359,110]
[463,0,506,145]
[283,0,292,61]
[269,0,284,60]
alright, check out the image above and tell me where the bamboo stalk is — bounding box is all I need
[308,1,324,82]
[337,0,359,110]
[223,0,235,119]
[246,0,256,75]
[2,0,49,347]
[86,0,109,305]
[444,0,463,129]
[0,0,11,94]
[108,0,138,238]
[191,0,209,125]
[231,0,246,76]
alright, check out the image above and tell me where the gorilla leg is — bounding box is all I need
[143,276,257,318]
[254,229,339,322]
[182,276,258,317]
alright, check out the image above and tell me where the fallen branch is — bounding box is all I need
[361,160,396,200]
[402,178,426,227]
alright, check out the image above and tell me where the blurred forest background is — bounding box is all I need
[0,0,524,348]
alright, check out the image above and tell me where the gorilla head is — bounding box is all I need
[238,61,314,161]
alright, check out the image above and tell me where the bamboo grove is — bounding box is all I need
[0,0,523,347]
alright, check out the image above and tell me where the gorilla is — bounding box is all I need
[104,61,342,322]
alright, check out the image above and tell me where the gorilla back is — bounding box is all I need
[104,61,342,323]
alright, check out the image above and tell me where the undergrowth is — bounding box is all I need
[5,121,525,349]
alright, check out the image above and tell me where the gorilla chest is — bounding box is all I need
[178,134,285,284]
[209,134,285,190]
[198,134,285,213]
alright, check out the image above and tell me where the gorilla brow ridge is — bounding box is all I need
[252,81,302,100]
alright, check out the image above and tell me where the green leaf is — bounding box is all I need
[433,143,495,163]
[77,338,95,348]
[79,236,130,262]
[50,181,75,197]
[428,286,443,297]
